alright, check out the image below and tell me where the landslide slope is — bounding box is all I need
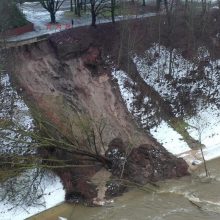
[8,19,191,204]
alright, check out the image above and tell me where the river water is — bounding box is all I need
[29,158,220,220]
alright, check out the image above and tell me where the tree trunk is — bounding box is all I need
[184,0,188,9]
[202,0,207,15]
[202,0,206,14]
[164,0,171,27]
[74,0,78,15]
[111,0,116,23]
[156,0,161,11]
[142,0,146,6]
[70,0,73,12]
[50,12,56,23]
[169,48,173,76]
[84,0,87,12]
[184,0,188,15]
[77,0,81,17]
[91,9,96,26]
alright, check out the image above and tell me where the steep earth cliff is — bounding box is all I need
[8,20,190,205]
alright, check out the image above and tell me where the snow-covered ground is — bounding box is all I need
[149,103,220,165]
[112,44,220,166]
[0,170,65,220]
[151,105,220,164]
[112,69,135,113]
[134,44,220,117]
[150,121,191,155]
[0,73,33,154]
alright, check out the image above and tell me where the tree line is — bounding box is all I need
[17,0,119,26]
[16,0,157,26]
[4,0,217,28]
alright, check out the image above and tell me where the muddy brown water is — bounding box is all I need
[28,159,220,220]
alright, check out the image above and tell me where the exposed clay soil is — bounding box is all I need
[10,41,154,147]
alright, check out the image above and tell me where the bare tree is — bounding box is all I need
[39,0,66,23]
[70,0,74,11]
[201,0,207,15]
[89,0,109,26]
[0,112,113,175]
[189,116,209,177]
[73,0,81,16]
[111,0,116,23]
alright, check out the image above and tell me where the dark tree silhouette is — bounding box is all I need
[90,0,109,26]
[40,0,66,23]
[111,0,116,23]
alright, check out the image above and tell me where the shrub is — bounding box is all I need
[0,0,28,32]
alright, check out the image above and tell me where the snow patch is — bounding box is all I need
[0,73,34,154]
[112,44,220,162]
[112,69,135,112]
[150,121,190,155]
[0,171,65,220]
